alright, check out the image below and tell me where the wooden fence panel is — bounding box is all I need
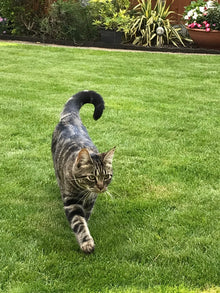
[130,0,220,24]
[32,0,56,14]
[168,0,192,23]
[32,0,220,24]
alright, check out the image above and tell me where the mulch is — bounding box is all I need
[1,34,220,55]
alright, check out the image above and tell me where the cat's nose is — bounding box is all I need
[96,182,105,192]
[97,183,104,190]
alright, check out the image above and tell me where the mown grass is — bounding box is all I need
[0,41,219,293]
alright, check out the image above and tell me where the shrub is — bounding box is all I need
[89,0,131,32]
[127,0,190,47]
[0,15,7,34]
[207,5,220,30]
[40,0,97,42]
[0,0,45,35]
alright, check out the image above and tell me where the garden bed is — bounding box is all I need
[1,33,220,54]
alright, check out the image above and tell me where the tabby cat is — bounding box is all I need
[51,90,115,253]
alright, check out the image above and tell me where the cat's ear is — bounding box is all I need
[76,148,92,168]
[102,147,116,165]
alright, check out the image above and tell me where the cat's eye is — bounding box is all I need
[104,174,112,180]
[88,175,96,181]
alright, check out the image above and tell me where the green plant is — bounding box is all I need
[127,0,190,47]
[0,15,7,34]
[184,0,220,31]
[40,0,97,42]
[207,5,220,30]
[0,0,45,35]
[89,0,131,32]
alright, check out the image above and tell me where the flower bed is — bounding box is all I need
[184,0,220,31]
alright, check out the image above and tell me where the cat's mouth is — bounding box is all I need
[93,186,107,193]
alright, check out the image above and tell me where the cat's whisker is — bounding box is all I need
[81,190,92,204]
[105,190,114,199]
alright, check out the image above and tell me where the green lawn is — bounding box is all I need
[0,41,219,293]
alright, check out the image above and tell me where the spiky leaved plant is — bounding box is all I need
[127,0,190,47]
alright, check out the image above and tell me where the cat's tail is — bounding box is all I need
[60,90,105,121]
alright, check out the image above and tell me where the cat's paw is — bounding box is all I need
[81,238,95,254]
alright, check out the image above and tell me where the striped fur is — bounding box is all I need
[51,90,115,253]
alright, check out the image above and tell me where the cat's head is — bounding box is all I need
[73,147,115,193]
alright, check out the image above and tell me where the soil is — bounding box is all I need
[1,34,220,54]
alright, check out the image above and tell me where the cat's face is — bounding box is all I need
[73,148,115,193]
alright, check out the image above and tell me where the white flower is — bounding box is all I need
[187,9,194,18]
[199,6,205,13]
[206,1,215,9]
[193,12,198,19]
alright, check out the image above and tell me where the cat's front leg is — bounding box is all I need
[71,215,95,253]
[64,203,95,253]
[70,215,95,254]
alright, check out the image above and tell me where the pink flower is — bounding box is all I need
[206,27,211,32]
[203,21,207,25]
[205,23,210,28]
[188,22,196,28]
[197,24,202,28]
[0,17,3,22]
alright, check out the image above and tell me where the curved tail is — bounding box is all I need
[61,90,105,121]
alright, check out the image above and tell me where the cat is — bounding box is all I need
[51,90,115,253]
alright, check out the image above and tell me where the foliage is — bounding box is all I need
[0,15,7,34]
[0,0,97,40]
[89,0,132,32]
[184,0,220,31]
[0,0,45,35]
[126,0,190,47]
[0,42,220,292]
[206,5,220,30]
[40,0,97,42]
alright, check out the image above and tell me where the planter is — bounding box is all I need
[187,28,220,50]
[99,29,123,45]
